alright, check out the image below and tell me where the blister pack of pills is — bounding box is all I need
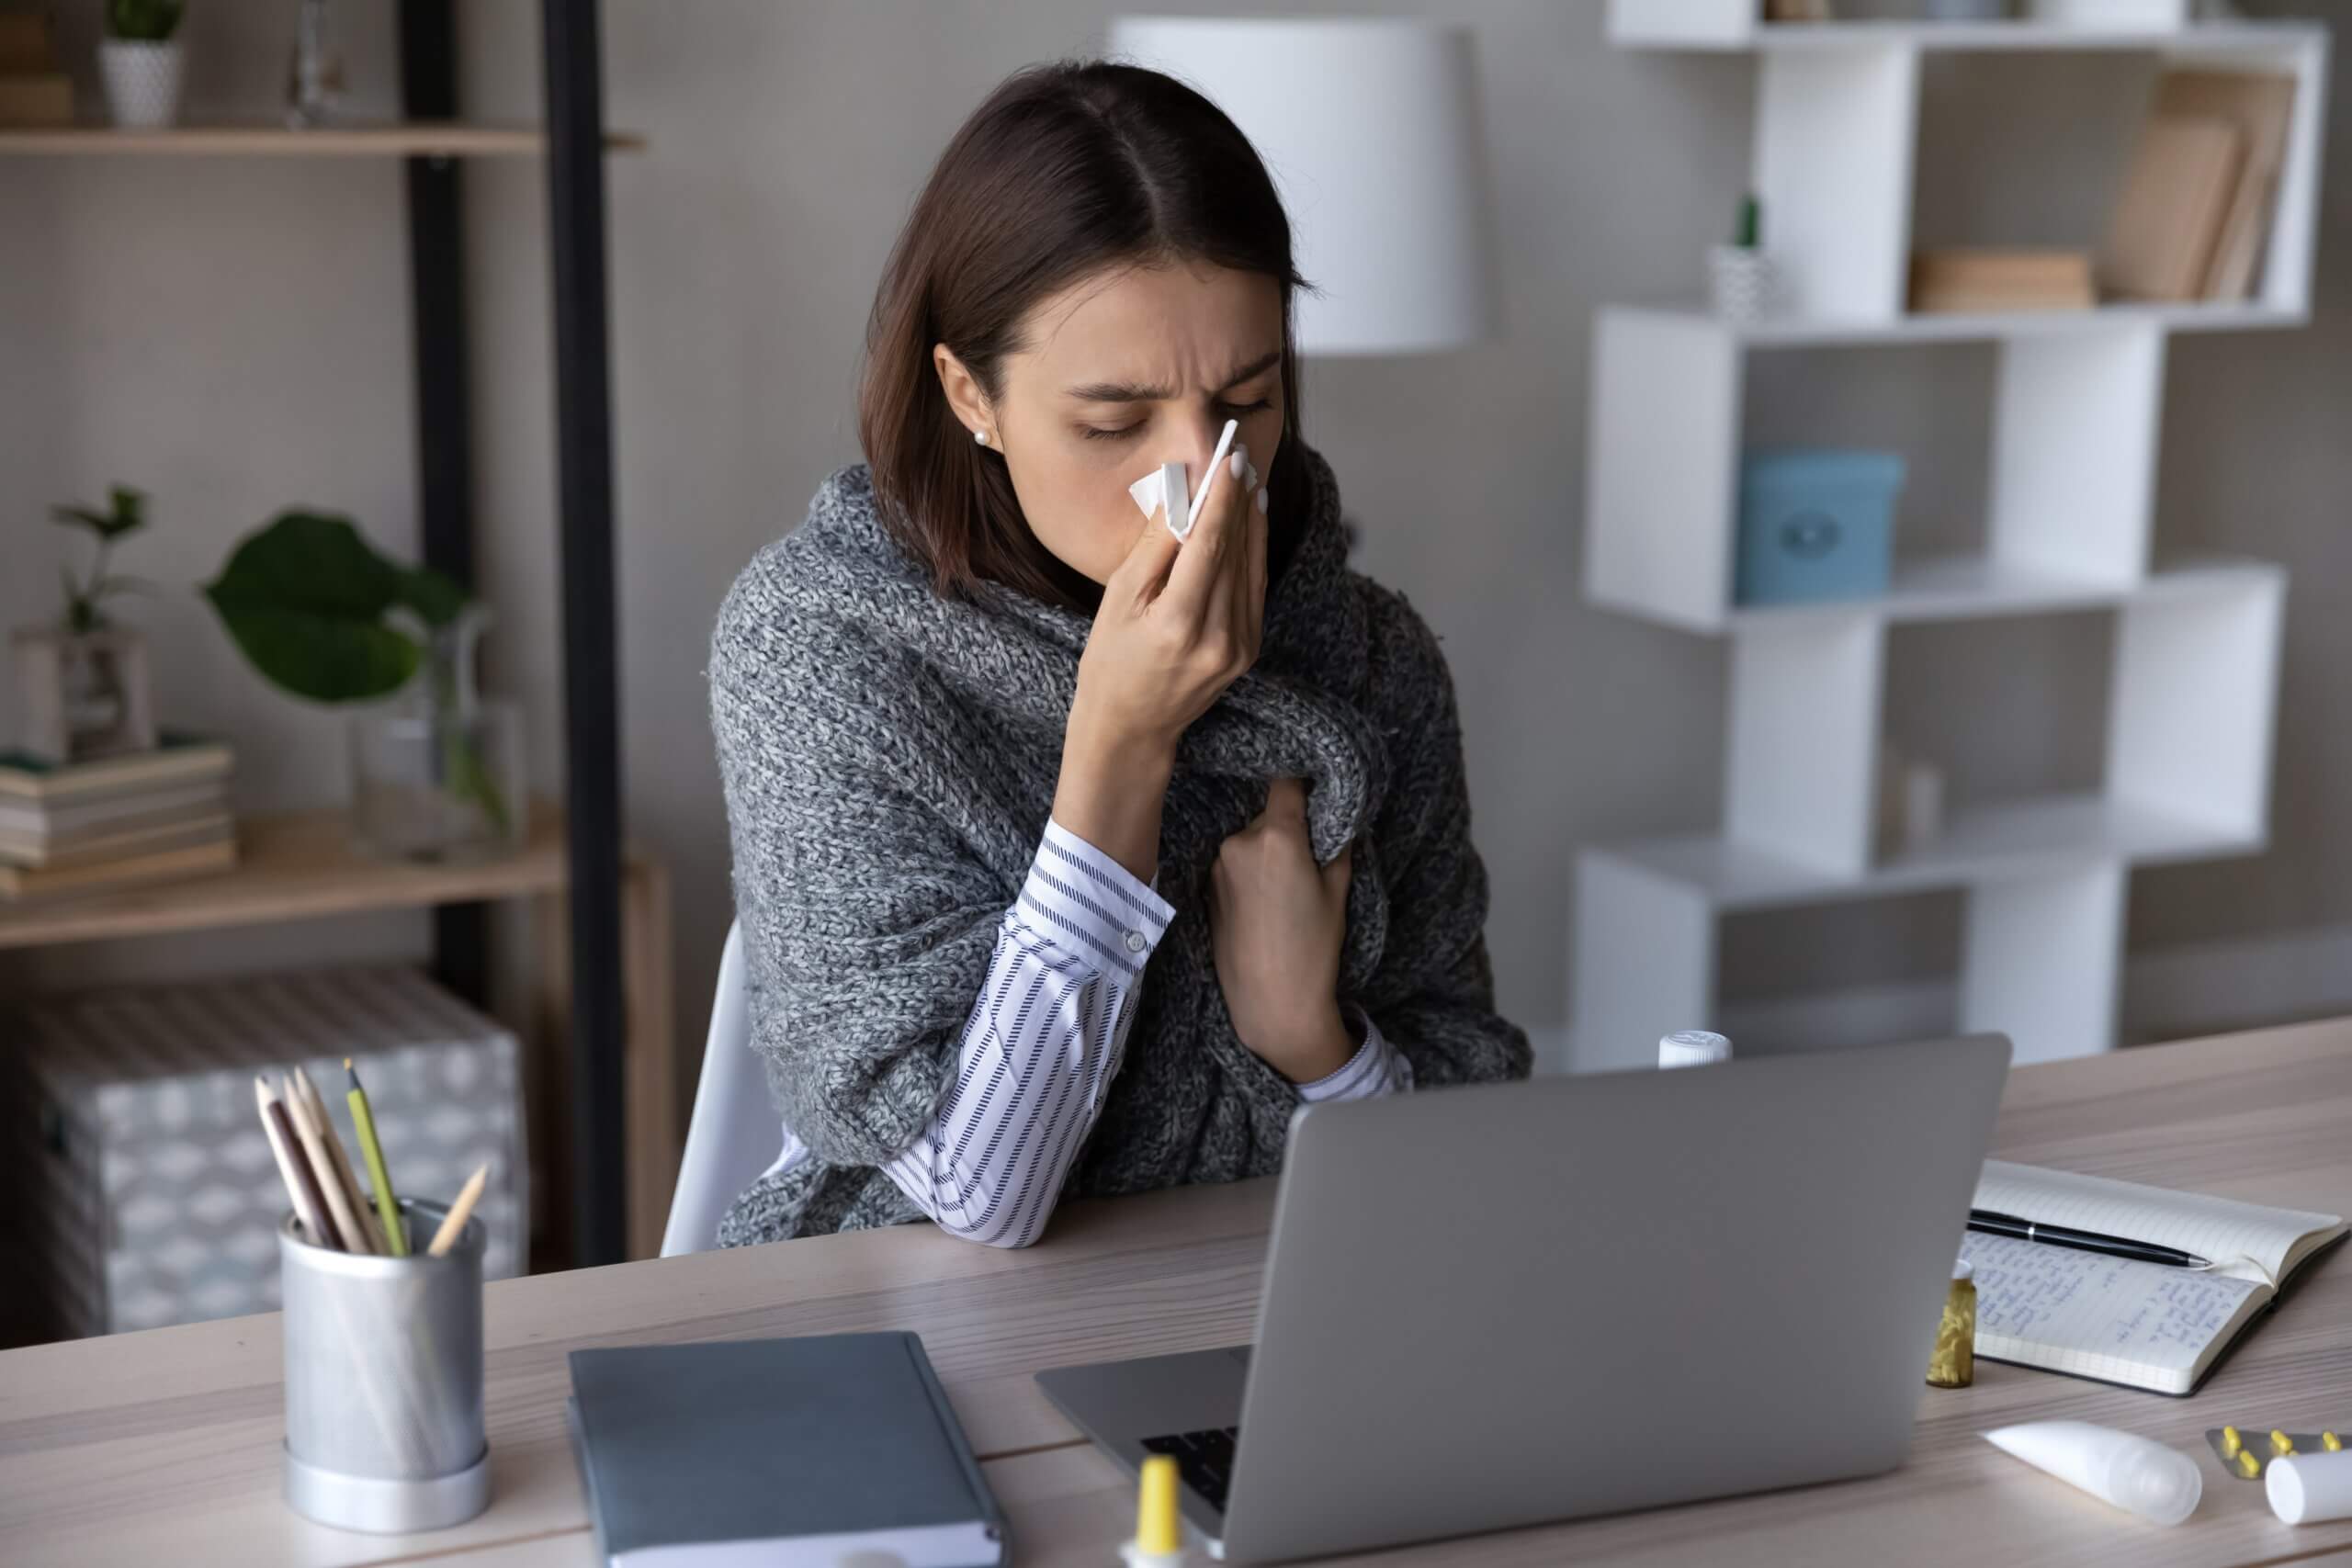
[2206,1425,2345,1479]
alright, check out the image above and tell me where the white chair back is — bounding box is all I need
[660,919,782,1257]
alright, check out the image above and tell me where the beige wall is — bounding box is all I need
[7,3,2349,1096]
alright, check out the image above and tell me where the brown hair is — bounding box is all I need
[858,59,1317,616]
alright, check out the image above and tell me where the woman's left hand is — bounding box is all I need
[1207,776,1357,1083]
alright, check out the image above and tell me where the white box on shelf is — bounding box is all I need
[4,964,528,1338]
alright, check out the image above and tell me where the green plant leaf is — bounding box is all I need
[204,577,421,703]
[201,511,428,703]
[214,511,402,620]
[395,567,469,629]
[106,0,183,42]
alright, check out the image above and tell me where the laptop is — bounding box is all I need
[1036,1032,2012,1562]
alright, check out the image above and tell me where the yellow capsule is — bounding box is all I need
[2325,1432,2344,1452]
[2221,1426,2244,1458]
[2236,1450,2263,1478]
[2272,1429,2296,1456]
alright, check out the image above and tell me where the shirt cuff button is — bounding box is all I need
[1123,930,1147,953]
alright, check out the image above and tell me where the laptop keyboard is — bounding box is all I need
[1141,1426,1241,1512]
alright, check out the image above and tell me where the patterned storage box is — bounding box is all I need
[5,964,527,1338]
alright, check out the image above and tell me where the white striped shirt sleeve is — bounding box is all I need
[755,818,1411,1244]
[1295,1001,1416,1102]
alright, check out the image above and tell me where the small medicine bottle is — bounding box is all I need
[1928,1257,1976,1388]
[1658,1030,1731,1069]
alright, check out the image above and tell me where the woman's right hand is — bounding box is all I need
[1052,444,1267,885]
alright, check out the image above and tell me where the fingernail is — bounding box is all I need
[1228,449,1246,479]
[1255,486,1268,513]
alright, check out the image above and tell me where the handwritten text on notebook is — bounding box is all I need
[1961,1231,2257,1376]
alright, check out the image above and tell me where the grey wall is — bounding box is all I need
[7,3,2348,1097]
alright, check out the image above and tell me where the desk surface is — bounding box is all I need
[6,1019,2352,1566]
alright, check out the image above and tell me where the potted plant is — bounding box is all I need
[10,484,160,763]
[203,510,523,863]
[1709,192,1776,321]
[100,0,187,130]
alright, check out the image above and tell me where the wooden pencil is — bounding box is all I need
[281,1071,374,1255]
[345,1057,407,1256]
[254,1077,343,1250]
[293,1065,385,1253]
[427,1163,491,1258]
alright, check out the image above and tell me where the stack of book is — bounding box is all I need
[0,735,238,902]
[2101,69,2299,304]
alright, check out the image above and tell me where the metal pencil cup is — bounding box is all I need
[279,1198,492,1533]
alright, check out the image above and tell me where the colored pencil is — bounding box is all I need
[427,1163,490,1257]
[293,1064,386,1253]
[282,1072,373,1255]
[345,1058,409,1257]
[255,1077,343,1250]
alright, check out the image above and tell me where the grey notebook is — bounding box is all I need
[567,1333,1008,1568]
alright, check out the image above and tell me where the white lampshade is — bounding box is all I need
[1107,16,1500,356]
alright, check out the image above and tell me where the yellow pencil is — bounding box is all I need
[345,1057,408,1257]
[428,1163,491,1257]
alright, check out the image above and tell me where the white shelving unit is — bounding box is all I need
[1572,2,2326,1070]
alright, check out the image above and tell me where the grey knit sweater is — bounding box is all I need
[707,440,1532,1247]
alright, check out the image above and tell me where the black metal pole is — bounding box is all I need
[398,0,490,1012]
[541,0,628,1267]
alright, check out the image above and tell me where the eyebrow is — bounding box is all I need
[1062,347,1283,404]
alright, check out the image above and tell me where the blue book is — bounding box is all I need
[567,1333,1008,1567]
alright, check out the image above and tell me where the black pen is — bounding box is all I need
[1968,1209,2211,1269]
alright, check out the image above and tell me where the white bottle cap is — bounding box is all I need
[1658,1030,1731,1069]
[2269,1450,2352,1525]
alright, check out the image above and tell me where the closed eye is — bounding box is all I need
[1080,398,1273,441]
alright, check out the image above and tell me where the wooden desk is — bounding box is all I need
[5,1019,2350,1566]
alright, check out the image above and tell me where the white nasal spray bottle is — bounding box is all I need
[1128,417,1239,541]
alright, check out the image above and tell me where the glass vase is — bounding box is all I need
[349,607,526,863]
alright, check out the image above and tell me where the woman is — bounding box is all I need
[710,59,1530,1250]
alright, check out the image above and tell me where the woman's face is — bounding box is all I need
[936,258,1286,585]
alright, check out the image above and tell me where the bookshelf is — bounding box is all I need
[0,122,646,157]
[3,2,650,1268]
[1572,3,2325,1070]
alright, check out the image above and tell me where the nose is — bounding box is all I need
[1184,416,1242,492]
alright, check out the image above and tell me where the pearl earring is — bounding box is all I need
[975,429,989,446]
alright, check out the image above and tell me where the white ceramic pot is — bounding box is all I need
[1708,243,1777,321]
[99,39,185,130]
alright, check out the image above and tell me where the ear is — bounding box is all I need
[933,344,994,441]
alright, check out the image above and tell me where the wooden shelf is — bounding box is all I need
[0,800,576,951]
[0,122,647,158]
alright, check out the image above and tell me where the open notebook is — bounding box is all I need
[1961,1161,2347,1396]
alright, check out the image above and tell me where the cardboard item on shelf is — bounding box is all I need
[1910,249,2095,313]
[0,12,59,75]
[2100,114,2245,302]
[0,75,71,128]
[2154,71,2298,302]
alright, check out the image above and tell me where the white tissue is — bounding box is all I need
[1984,1421,2201,1528]
[1127,419,1240,541]
[1129,461,1192,540]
